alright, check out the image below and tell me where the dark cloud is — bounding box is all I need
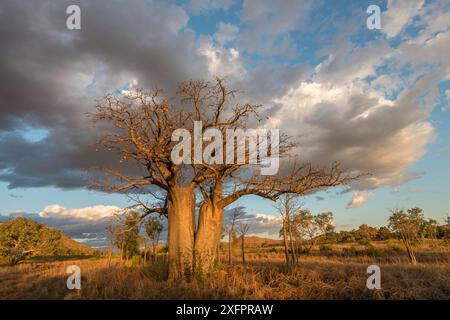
[0,0,209,189]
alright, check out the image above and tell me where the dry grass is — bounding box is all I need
[0,241,449,300]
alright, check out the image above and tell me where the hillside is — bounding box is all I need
[241,236,282,245]
[0,217,96,264]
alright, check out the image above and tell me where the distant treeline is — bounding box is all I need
[324,219,450,245]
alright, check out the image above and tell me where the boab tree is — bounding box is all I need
[91,78,358,278]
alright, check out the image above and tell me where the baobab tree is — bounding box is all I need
[91,78,359,279]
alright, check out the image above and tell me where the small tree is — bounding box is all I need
[275,194,303,266]
[0,218,61,265]
[237,222,250,265]
[377,226,392,240]
[113,211,141,262]
[421,218,438,239]
[290,210,334,253]
[355,224,378,244]
[225,207,244,266]
[145,216,164,263]
[388,207,425,265]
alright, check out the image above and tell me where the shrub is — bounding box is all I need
[358,238,371,245]
[0,218,62,265]
[143,260,169,281]
[364,245,381,257]
[319,244,334,252]
[343,246,359,256]
[387,243,404,253]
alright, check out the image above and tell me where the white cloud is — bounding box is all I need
[382,0,425,38]
[346,191,374,209]
[38,204,122,221]
[214,22,239,45]
[270,80,435,190]
[198,36,246,78]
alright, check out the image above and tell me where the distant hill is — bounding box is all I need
[0,217,96,263]
[224,236,282,246]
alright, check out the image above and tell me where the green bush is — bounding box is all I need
[130,254,142,266]
[0,218,62,265]
[387,243,404,253]
[343,245,359,256]
[364,245,381,257]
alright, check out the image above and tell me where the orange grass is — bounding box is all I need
[0,241,448,300]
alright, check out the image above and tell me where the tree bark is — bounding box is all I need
[167,186,196,280]
[194,201,224,274]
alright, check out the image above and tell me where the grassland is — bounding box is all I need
[0,239,448,300]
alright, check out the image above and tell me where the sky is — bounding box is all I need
[0,0,449,247]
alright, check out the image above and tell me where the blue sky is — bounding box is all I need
[0,0,449,243]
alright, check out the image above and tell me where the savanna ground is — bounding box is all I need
[0,240,449,300]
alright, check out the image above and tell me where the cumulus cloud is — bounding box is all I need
[0,0,448,210]
[38,204,122,220]
[382,0,425,38]
[346,191,374,209]
[214,22,239,45]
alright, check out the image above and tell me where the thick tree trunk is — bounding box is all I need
[194,200,224,274]
[167,186,196,280]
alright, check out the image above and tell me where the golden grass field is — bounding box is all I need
[0,240,449,300]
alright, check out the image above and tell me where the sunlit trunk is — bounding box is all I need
[194,199,224,274]
[288,220,297,266]
[167,186,196,280]
[282,217,290,266]
[241,234,246,265]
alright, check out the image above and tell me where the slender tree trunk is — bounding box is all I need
[108,245,113,267]
[228,230,232,266]
[282,217,290,266]
[143,242,147,266]
[287,220,297,266]
[152,235,158,262]
[241,235,245,265]
[194,199,224,274]
[167,186,196,280]
[404,239,417,266]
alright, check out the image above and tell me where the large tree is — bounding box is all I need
[92,78,358,278]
